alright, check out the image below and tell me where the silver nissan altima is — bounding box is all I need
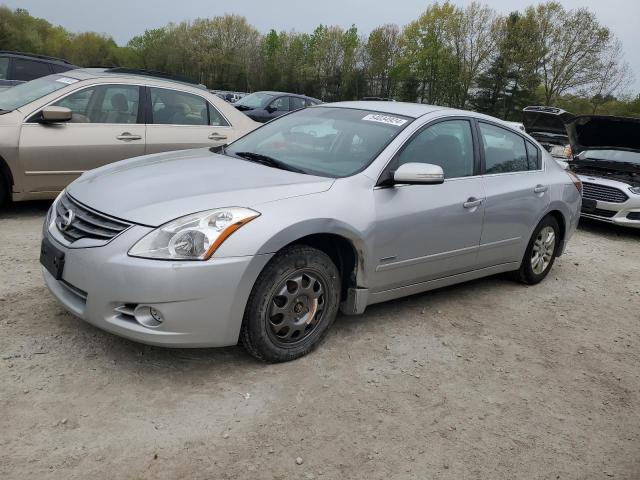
[41,102,582,362]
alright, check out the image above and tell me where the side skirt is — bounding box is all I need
[367,262,520,306]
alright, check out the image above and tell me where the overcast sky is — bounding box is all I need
[4,0,640,93]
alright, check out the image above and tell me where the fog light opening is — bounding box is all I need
[133,305,164,328]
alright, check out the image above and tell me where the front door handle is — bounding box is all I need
[534,184,548,193]
[463,197,484,209]
[208,132,228,141]
[116,132,142,141]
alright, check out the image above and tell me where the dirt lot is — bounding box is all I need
[1,201,639,480]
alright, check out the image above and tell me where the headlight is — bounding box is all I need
[128,207,260,260]
[629,186,640,195]
[44,190,65,232]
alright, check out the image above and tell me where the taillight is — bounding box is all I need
[566,170,582,194]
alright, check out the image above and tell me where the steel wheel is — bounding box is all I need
[530,225,555,275]
[267,270,327,345]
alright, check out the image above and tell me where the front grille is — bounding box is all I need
[582,207,617,218]
[627,212,640,220]
[582,182,629,203]
[60,280,88,302]
[55,193,131,243]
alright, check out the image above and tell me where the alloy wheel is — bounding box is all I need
[530,226,556,275]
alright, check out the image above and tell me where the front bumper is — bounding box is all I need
[42,226,272,347]
[577,177,640,229]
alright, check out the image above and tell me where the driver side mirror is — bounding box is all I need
[265,105,276,114]
[393,163,445,185]
[40,106,72,123]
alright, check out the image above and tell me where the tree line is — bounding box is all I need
[1,2,638,119]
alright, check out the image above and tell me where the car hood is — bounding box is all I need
[565,115,640,155]
[522,107,573,136]
[67,148,334,226]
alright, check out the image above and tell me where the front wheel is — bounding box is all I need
[515,215,560,285]
[240,245,341,362]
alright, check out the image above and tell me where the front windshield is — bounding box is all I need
[579,149,640,166]
[225,106,412,177]
[0,74,79,111]
[235,92,275,109]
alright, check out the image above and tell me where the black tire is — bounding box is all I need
[0,174,7,209]
[515,215,560,285]
[240,245,341,362]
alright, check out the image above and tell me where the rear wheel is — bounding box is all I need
[515,215,560,285]
[240,245,341,362]
[0,174,7,209]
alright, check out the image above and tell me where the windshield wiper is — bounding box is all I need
[233,151,308,174]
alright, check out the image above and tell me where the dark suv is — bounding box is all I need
[234,91,321,122]
[0,51,76,89]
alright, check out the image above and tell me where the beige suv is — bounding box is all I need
[0,68,259,206]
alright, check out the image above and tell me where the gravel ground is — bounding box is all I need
[1,201,639,480]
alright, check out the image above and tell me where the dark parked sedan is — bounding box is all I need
[234,91,321,122]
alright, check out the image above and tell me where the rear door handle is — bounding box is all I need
[463,197,484,209]
[116,132,142,141]
[534,184,548,193]
[208,132,228,141]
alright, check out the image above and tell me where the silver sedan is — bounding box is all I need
[41,102,582,362]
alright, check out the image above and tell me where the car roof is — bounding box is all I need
[258,91,319,100]
[57,68,207,90]
[0,50,74,66]
[321,101,450,119]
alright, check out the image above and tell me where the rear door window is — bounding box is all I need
[208,103,230,127]
[12,59,52,81]
[525,140,541,169]
[269,96,290,112]
[51,64,71,74]
[150,87,209,125]
[290,97,305,111]
[479,122,530,174]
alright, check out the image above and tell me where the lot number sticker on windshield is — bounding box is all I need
[55,77,79,85]
[362,113,407,126]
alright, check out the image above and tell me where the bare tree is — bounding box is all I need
[533,2,612,105]
[588,39,633,113]
[452,1,498,108]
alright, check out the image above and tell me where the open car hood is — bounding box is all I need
[522,106,574,136]
[565,115,640,155]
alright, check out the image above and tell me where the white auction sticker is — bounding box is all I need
[55,77,79,85]
[362,113,407,126]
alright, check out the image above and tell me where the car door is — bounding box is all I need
[18,83,145,195]
[476,121,550,268]
[371,118,485,292]
[144,86,234,154]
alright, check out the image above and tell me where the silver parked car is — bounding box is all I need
[41,102,582,361]
[565,115,640,228]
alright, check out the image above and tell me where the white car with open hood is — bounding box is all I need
[566,115,640,228]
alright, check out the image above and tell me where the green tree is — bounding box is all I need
[397,2,462,105]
